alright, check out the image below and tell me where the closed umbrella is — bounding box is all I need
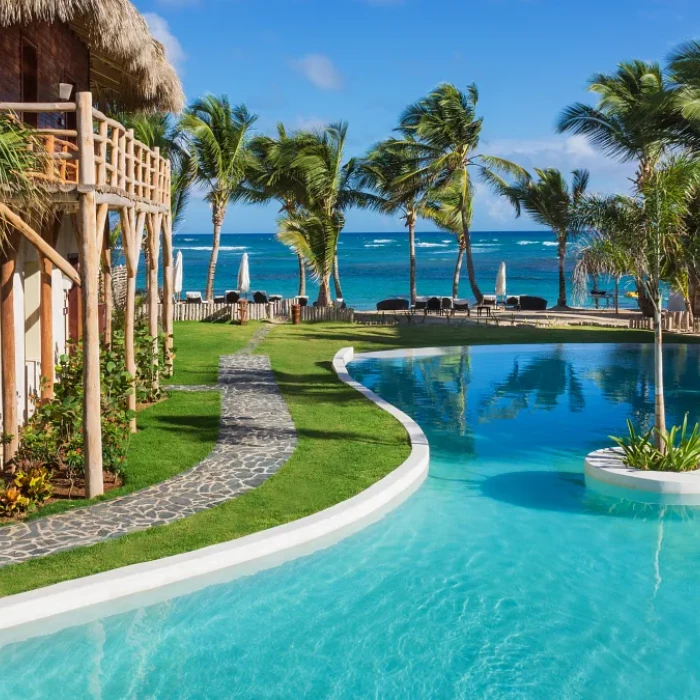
[495,261,506,303]
[238,252,250,298]
[174,251,183,302]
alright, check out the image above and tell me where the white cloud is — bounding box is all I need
[144,13,186,68]
[291,54,343,91]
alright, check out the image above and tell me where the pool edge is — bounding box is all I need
[0,346,429,646]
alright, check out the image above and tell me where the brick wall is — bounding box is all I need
[0,23,90,127]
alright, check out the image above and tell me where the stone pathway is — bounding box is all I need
[0,346,296,567]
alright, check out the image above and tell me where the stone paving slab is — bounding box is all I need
[0,352,296,567]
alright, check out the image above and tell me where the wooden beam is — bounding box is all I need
[162,214,174,376]
[102,211,113,348]
[76,91,104,498]
[0,229,21,464]
[0,204,80,286]
[146,212,162,392]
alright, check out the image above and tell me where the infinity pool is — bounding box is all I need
[4,343,700,699]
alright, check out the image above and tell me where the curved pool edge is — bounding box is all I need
[0,346,429,648]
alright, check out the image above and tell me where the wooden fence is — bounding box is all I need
[629,311,700,333]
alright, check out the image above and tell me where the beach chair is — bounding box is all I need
[453,298,470,314]
[426,297,442,314]
[185,292,203,304]
[505,295,521,311]
[441,297,453,315]
[376,298,410,311]
[252,291,269,304]
[225,290,240,303]
[269,294,283,302]
[296,295,309,307]
[412,296,428,313]
[519,295,547,311]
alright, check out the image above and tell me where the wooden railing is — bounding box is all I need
[629,311,700,333]
[0,94,170,209]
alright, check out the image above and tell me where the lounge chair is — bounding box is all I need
[505,295,521,310]
[335,298,347,309]
[453,298,470,314]
[376,298,410,311]
[185,292,203,304]
[225,290,240,303]
[441,297,453,314]
[214,295,225,303]
[426,296,442,314]
[296,295,309,307]
[252,291,269,304]
[519,295,547,311]
[269,294,283,302]
[412,296,428,313]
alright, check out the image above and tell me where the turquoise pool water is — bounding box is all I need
[3,343,700,699]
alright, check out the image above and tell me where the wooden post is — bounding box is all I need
[102,211,113,348]
[146,211,162,393]
[39,213,63,402]
[121,207,144,433]
[162,214,174,376]
[1,230,21,464]
[76,91,104,498]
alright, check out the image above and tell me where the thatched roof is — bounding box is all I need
[0,0,184,113]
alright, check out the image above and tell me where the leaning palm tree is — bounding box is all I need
[246,125,309,296]
[500,168,589,309]
[181,96,256,301]
[397,83,526,302]
[358,137,429,304]
[287,122,375,305]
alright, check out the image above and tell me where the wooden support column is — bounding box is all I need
[101,211,113,348]
[1,229,21,465]
[146,212,162,392]
[162,214,174,376]
[76,91,103,498]
[39,213,63,402]
[121,206,144,433]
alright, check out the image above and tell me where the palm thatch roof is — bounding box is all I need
[0,0,184,113]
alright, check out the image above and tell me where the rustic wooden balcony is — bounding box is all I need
[0,100,171,214]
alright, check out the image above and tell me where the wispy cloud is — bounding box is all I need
[291,54,343,90]
[144,13,186,68]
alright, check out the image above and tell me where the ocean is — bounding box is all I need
[135,230,636,311]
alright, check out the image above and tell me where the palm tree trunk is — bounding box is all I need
[407,213,417,305]
[452,239,465,298]
[556,235,568,308]
[297,253,306,297]
[636,279,655,317]
[462,216,482,302]
[205,206,225,302]
[653,302,667,452]
[317,275,332,307]
[332,252,343,300]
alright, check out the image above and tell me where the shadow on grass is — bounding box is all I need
[138,414,220,442]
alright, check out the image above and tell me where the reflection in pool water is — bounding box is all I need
[3,343,700,699]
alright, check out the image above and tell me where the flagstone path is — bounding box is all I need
[0,328,296,567]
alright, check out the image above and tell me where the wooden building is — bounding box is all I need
[0,0,184,497]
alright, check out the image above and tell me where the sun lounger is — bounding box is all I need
[252,291,269,304]
[269,294,283,302]
[519,295,547,311]
[453,298,470,314]
[441,297,453,314]
[295,295,309,307]
[185,292,203,304]
[225,290,240,303]
[426,297,442,314]
[376,298,410,311]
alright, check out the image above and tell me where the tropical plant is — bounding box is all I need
[279,122,374,306]
[499,168,589,308]
[246,125,309,296]
[397,83,526,301]
[181,96,257,301]
[358,137,430,304]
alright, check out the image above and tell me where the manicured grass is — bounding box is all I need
[17,391,220,522]
[163,321,259,385]
[0,320,696,595]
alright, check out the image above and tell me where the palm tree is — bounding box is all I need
[575,156,700,448]
[500,168,589,309]
[181,96,256,301]
[246,125,308,297]
[397,83,526,302]
[358,137,429,304]
[285,122,374,306]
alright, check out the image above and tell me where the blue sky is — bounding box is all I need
[139,0,698,233]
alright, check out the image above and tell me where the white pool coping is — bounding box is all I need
[0,346,429,648]
[585,447,700,498]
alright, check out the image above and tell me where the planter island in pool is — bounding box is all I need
[584,447,700,505]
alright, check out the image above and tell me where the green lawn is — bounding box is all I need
[0,320,694,595]
[163,321,259,385]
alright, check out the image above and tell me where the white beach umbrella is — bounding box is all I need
[174,251,183,301]
[495,261,506,298]
[238,252,250,297]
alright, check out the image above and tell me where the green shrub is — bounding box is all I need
[611,414,700,472]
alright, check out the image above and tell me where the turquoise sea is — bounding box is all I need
[136,230,637,310]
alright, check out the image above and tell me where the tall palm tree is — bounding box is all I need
[397,83,526,302]
[500,168,589,309]
[358,137,429,304]
[181,96,256,301]
[246,125,308,296]
[286,122,374,305]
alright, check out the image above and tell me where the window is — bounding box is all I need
[21,39,38,127]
